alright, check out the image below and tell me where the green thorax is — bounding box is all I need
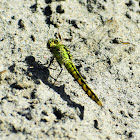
[47,39,72,65]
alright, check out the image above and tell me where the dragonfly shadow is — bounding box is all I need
[25,56,84,120]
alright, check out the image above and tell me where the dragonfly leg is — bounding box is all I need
[46,57,55,68]
[48,60,63,86]
[52,62,63,85]
[54,32,62,40]
[58,32,62,41]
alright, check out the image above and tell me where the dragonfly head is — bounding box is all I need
[47,38,60,49]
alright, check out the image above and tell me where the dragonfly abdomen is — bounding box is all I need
[65,61,102,106]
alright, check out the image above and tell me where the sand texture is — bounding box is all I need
[0,0,140,139]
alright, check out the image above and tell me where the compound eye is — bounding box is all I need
[54,39,58,44]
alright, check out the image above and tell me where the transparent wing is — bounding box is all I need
[89,18,119,44]
[72,18,120,55]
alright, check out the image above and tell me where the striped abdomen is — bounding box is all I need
[64,61,102,106]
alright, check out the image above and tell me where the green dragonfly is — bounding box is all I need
[47,17,131,106]
[47,37,103,106]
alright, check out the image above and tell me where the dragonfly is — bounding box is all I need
[46,18,130,106]
[47,37,103,106]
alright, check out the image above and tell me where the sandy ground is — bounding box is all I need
[0,0,140,139]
